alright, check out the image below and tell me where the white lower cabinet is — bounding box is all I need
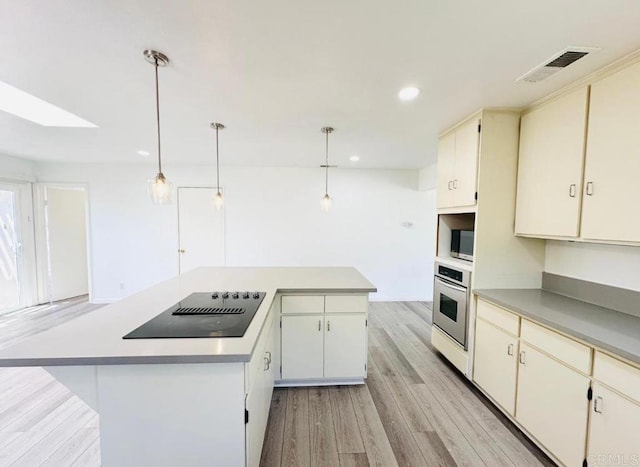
[280,294,368,382]
[515,343,590,467]
[588,382,640,464]
[473,318,518,415]
[245,309,277,467]
[324,314,367,378]
[281,315,324,379]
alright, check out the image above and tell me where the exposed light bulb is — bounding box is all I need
[213,190,224,210]
[321,193,332,212]
[148,173,173,205]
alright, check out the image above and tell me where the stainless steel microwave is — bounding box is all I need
[451,229,474,262]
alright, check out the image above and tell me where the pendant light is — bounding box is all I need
[211,122,225,210]
[320,126,334,212]
[144,49,174,205]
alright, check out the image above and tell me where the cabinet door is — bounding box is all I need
[473,318,518,415]
[588,383,640,463]
[515,87,588,237]
[281,315,324,379]
[453,118,480,207]
[245,383,263,467]
[324,314,367,379]
[582,61,640,242]
[516,343,589,466]
[437,132,456,209]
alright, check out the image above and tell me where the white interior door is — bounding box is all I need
[45,187,89,301]
[177,187,225,274]
[0,182,36,313]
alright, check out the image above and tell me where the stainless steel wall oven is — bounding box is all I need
[433,261,471,349]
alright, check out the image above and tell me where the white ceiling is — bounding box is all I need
[1,0,640,169]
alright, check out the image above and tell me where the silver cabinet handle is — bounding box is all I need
[569,184,577,198]
[507,344,514,356]
[327,321,331,332]
[318,320,322,331]
[452,179,458,189]
[265,351,272,364]
[448,181,453,190]
[594,396,603,413]
[264,357,270,371]
[586,181,594,196]
[519,351,526,364]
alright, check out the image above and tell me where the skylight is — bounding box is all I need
[0,80,97,127]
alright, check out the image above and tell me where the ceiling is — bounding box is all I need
[1,0,640,169]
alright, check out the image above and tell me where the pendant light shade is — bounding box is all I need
[320,126,334,212]
[211,122,225,210]
[144,49,174,205]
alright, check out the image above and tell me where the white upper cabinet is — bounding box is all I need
[437,118,480,210]
[515,86,589,238]
[581,60,640,243]
[453,118,481,207]
[436,131,456,209]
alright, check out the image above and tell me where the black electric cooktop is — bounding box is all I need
[123,291,266,339]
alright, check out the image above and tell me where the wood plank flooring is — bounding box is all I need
[0,298,555,466]
[260,302,555,467]
[0,296,103,466]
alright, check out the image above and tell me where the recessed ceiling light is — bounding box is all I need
[137,150,150,157]
[398,86,420,101]
[349,155,360,162]
[0,80,97,127]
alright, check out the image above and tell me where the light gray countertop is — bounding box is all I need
[0,267,376,367]
[474,288,640,365]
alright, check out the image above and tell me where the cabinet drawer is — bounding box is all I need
[476,299,519,336]
[325,295,367,314]
[521,320,591,374]
[281,295,324,314]
[593,351,640,404]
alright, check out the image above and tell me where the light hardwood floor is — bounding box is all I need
[260,302,555,467]
[0,296,103,466]
[0,299,554,466]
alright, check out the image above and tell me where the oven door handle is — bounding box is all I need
[435,277,467,294]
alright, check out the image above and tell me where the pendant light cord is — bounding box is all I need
[216,125,220,191]
[154,58,162,174]
[325,129,329,194]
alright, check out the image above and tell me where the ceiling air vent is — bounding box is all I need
[517,47,600,83]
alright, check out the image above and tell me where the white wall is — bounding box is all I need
[0,154,35,181]
[545,240,640,292]
[34,162,436,302]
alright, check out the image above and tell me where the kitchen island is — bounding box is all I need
[0,267,376,467]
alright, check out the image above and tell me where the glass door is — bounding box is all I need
[0,186,22,312]
[0,181,36,314]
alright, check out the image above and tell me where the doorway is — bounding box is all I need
[0,181,36,314]
[34,184,90,303]
[177,187,225,274]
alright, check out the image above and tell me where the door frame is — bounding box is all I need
[0,179,37,313]
[33,182,93,304]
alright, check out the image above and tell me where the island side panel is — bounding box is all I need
[43,365,98,411]
[97,362,246,467]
